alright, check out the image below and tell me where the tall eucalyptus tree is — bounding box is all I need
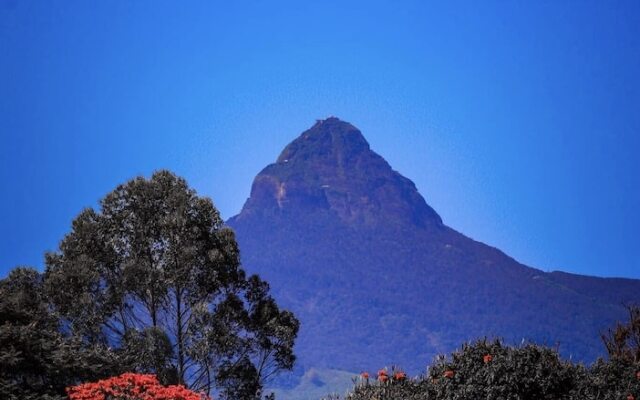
[45,170,298,398]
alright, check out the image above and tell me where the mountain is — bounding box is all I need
[227,117,640,377]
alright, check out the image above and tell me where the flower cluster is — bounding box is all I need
[393,371,407,382]
[359,368,407,385]
[66,373,210,400]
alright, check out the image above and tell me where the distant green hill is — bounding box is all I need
[266,368,356,400]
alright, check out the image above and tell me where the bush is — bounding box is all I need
[577,357,640,399]
[333,339,640,400]
[427,339,577,400]
[66,373,210,400]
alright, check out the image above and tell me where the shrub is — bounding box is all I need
[576,357,640,400]
[427,339,577,400]
[334,339,640,400]
[66,373,210,400]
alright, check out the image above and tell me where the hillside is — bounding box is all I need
[227,117,640,378]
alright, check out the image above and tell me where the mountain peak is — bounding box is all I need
[233,118,442,229]
[276,117,369,164]
[227,118,640,379]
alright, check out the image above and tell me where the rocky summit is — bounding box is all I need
[233,117,442,229]
[227,117,640,376]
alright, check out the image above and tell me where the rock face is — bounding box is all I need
[235,117,441,228]
[228,117,640,373]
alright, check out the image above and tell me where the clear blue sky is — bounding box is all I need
[1,1,639,279]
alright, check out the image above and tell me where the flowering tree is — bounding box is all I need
[66,373,209,400]
[45,171,299,399]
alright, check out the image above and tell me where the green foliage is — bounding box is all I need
[122,327,177,384]
[0,267,67,399]
[42,170,299,398]
[427,340,577,400]
[0,267,121,399]
[577,357,640,399]
[1,170,298,400]
[332,339,640,400]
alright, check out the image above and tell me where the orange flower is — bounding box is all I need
[483,354,493,363]
[361,372,369,379]
[377,369,389,382]
[66,373,210,400]
[393,371,407,381]
[443,370,455,379]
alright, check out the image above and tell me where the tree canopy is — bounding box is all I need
[0,267,122,399]
[1,170,298,399]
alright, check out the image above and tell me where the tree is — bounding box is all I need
[601,304,640,362]
[0,267,67,399]
[44,170,299,398]
[0,267,121,399]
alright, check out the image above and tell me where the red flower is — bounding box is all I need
[443,370,455,379]
[378,375,389,383]
[377,369,388,377]
[361,372,369,379]
[66,372,210,400]
[483,354,493,364]
[393,371,407,381]
[636,371,640,380]
[627,395,635,400]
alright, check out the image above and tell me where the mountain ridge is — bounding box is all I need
[227,117,640,376]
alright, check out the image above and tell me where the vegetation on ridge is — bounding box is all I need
[324,306,640,400]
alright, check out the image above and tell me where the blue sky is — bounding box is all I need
[1,0,639,279]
